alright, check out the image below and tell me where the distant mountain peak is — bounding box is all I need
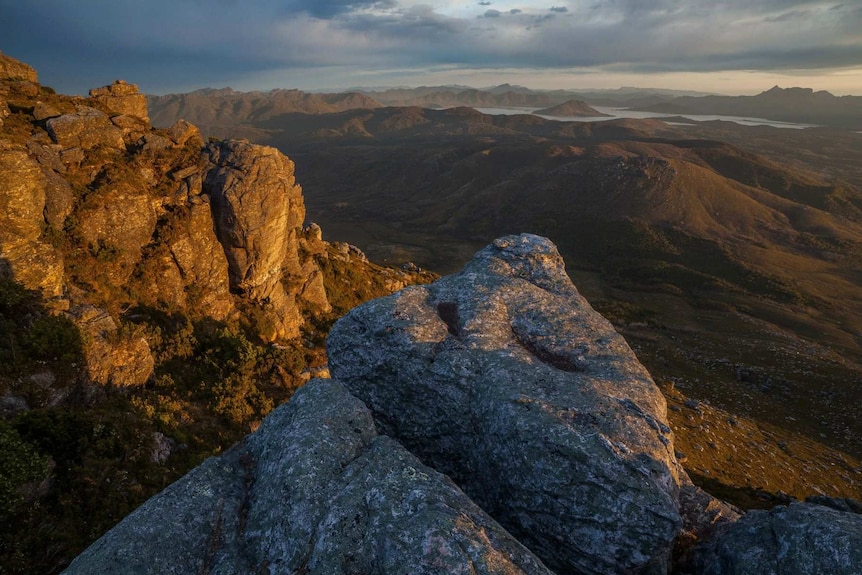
[760,85,829,98]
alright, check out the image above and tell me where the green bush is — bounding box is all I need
[0,424,50,519]
[0,277,32,310]
[24,315,83,364]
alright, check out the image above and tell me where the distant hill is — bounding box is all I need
[635,86,862,129]
[232,105,671,142]
[533,99,609,117]
[480,82,534,95]
[366,85,715,109]
[367,87,565,108]
[147,87,382,128]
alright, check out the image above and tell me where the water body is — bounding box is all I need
[472,106,816,129]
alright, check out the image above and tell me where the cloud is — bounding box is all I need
[302,0,397,18]
[0,0,859,94]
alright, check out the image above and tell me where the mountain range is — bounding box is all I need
[149,84,862,134]
[635,86,862,128]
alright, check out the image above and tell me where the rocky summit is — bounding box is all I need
[60,234,862,575]
[328,234,684,574]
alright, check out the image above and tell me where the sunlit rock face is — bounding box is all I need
[328,233,684,575]
[203,139,319,341]
[0,140,64,298]
[89,80,150,123]
[46,107,126,151]
[0,50,38,83]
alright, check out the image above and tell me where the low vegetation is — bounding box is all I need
[0,250,413,573]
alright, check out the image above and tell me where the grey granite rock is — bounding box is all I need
[327,233,683,575]
[63,379,552,575]
[685,501,862,575]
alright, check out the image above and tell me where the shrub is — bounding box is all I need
[0,424,50,519]
[24,315,83,364]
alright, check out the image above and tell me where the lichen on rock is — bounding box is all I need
[63,379,553,575]
[328,233,684,574]
[685,501,862,575]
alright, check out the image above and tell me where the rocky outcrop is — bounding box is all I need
[203,139,323,340]
[685,501,862,574]
[68,305,154,387]
[0,50,38,83]
[161,199,235,319]
[63,378,553,575]
[328,234,683,574]
[46,106,125,151]
[89,80,150,123]
[0,139,64,299]
[76,180,160,286]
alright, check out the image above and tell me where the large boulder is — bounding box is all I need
[63,379,553,575]
[46,106,125,151]
[203,140,311,340]
[89,80,150,123]
[165,119,201,147]
[685,501,862,574]
[327,234,683,574]
[68,305,154,387]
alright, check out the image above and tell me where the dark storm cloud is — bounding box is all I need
[0,0,859,93]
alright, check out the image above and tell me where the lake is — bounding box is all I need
[472,106,816,130]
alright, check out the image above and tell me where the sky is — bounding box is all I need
[1,0,861,96]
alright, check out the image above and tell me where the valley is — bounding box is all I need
[149,91,862,494]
